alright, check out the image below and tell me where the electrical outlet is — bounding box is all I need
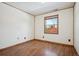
[24,37,26,39]
[43,36,44,38]
[68,39,71,42]
[17,37,19,40]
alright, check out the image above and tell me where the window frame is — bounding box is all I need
[44,15,59,34]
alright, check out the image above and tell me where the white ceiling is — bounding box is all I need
[4,2,74,16]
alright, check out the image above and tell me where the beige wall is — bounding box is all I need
[0,3,34,49]
[35,8,74,45]
[0,3,74,49]
[74,2,79,54]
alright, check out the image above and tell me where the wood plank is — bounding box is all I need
[0,39,78,56]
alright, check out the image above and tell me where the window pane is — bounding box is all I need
[44,15,58,34]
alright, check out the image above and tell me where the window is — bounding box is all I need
[44,15,58,34]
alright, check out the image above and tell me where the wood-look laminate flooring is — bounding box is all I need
[0,39,78,56]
